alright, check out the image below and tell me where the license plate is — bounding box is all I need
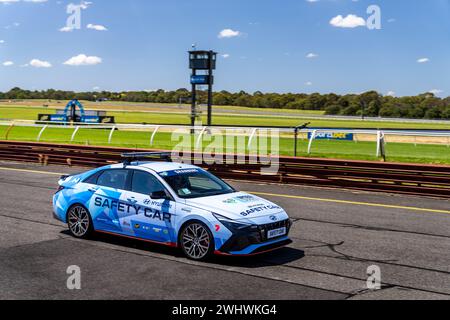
[267,227,286,239]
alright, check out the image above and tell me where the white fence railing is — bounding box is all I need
[1,120,450,158]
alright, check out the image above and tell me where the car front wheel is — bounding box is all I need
[67,205,93,239]
[180,221,214,261]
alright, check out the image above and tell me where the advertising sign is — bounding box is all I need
[308,132,354,141]
[190,75,212,85]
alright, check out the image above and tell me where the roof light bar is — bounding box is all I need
[121,152,172,166]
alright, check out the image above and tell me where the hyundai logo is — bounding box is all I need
[269,215,277,221]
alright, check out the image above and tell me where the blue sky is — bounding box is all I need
[0,0,449,97]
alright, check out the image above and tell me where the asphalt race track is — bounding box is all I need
[0,160,449,300]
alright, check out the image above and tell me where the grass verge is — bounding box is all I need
[1,125,449,165]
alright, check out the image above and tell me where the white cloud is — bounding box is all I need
[87,23,108,31]
[30,59,52,68]
[0,40,5,44]
[2,61,14,66]
[0,0,21,4]
[221,54,230,58]
[330,14,366,28]
[63,54,102,66]
[59,26,74,32]
[417,58,429,63]
[306,53,318,59]
[386,91,396,97]
[305,81,313,86]
[429,89,443,95]
[218,28,241,38]
[79,1,92,9]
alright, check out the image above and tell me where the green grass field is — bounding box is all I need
[1,125,449,165]
[1,100,449,165]
[1,105,450,130]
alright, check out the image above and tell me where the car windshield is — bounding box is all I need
[159,168,235,199]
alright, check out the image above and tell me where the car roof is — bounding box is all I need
[108,161,200,173]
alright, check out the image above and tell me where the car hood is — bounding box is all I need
[185,192,286,221]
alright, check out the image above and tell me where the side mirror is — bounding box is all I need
[150,190,170,200]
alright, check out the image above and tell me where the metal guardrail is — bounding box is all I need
[1,141,449,199]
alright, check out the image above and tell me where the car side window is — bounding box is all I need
[132,170,166,195]
[83,171,103,185]
[97,170,129,190]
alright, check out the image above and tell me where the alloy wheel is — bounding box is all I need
[181,223,211,260]
[68,205,90,237]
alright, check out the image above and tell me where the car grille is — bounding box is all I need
[218,219,292,253]
[259,219,291,231]
[258,219,292,242]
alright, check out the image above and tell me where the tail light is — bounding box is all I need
[55,186,65,194]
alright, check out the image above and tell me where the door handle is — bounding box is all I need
[88,187,98,193]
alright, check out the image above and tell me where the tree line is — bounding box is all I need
[1,87,449,120]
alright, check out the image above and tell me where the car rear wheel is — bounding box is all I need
[67,205,93,239]
[180,221,214,261]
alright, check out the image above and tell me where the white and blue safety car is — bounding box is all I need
[53,153,292,260]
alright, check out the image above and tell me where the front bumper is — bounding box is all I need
[215,219,292,256]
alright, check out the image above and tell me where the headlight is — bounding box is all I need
[212,213,258,231]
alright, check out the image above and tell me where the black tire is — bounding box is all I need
[179,221,214,261]
[67,204,94,239]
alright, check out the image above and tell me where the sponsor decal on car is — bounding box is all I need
[240,205,281,217]
[223,198,239,204]
[223,195,257,204]
[159,169,200,177]
[94,197,172,223]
